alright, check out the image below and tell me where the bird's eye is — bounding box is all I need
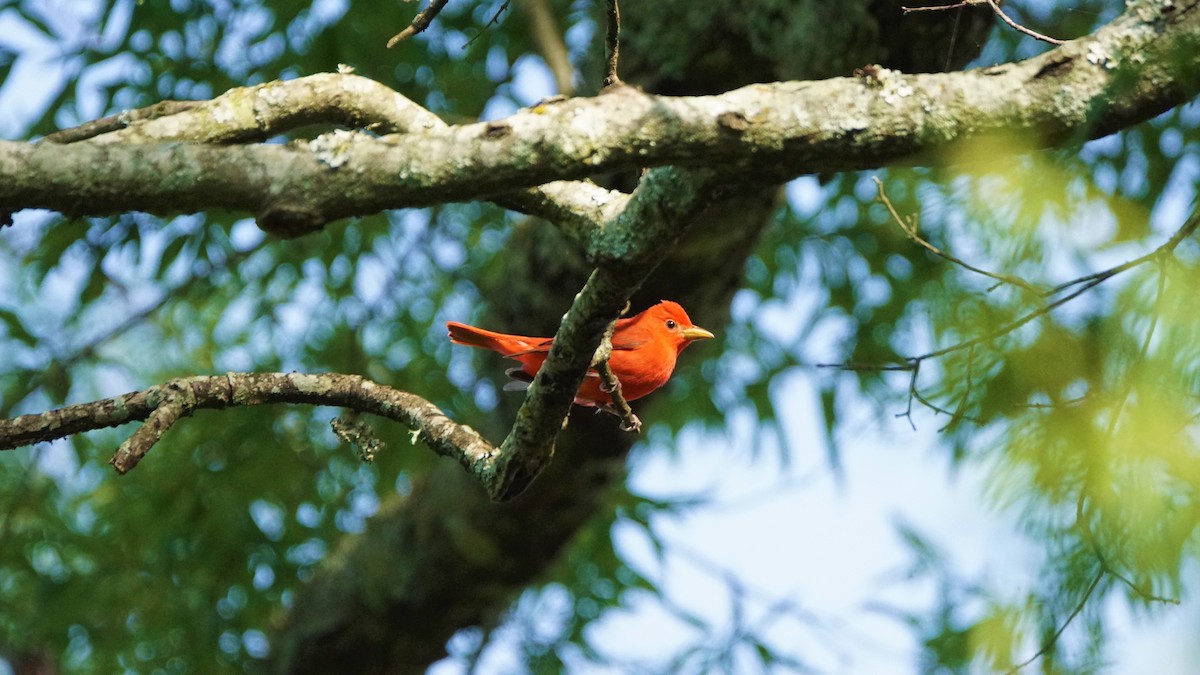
[666,319,677,329]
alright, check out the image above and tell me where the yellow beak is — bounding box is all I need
[681,326,715,341]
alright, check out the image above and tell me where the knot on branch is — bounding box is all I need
[257,202,327,239]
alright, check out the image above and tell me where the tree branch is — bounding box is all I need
[39,72,615,246]
[2,0,1196,233]
[387,0,451,47]
[602,0,622,87]
[0,372,501,488]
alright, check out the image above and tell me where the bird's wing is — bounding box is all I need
[501,338,554,358]
[610,335,648,350]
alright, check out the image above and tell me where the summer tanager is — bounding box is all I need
[446,300,714,409]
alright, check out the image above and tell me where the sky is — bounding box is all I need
[2,2,1199,674]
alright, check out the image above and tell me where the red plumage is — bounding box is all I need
[446,301,714,407]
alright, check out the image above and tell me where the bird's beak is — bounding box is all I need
[681,326,715,341]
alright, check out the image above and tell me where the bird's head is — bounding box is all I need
[645,300,715,353]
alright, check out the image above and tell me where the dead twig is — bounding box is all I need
[602,0,622,87]
[465,0,512,48]
[43,100,202,144]
[902,0,1064,46]
[1,372,498,492]
[388,0,452,47]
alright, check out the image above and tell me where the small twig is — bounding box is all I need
[1074,493,1179,606]
[464,0,512,48]
[1048,210,1200,297]
[983,0,1063,46]
[592,302,640,432]
[901,1,973,13]
[387,0,452,47]
[874,177,1042,298]
[913,206,1200,363]
[109,388,190,473]
[1068,264,1181,608]
[596,360,640,432]
[901,0,1063,46]
[938,344,975,432]
[602,0,622,87]
[943,2,963,72]
[837,203,1200,428]
[815,362,914,372]
[43,100,202,144]
[900,364,921,429]
[1004,568,1104,674]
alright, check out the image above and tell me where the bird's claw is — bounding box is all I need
[619,414,642,433]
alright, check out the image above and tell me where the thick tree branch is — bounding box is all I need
[38,72,614,245]
[1,1,1196,236]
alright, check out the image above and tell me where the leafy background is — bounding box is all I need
[1,0,1199,672]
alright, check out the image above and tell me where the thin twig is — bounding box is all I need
[901,1,973,13]
[602,0,621,87]
[815,362,914,372]
[901,0,1063,46]
[938,344,975,432]
[465,0,512,48]
[1074,493,1179,605]
[388,0,451,47]
[1068,262,1181,607]
[1004,568,1104,674]
[44,100,202,144]
[1047,211,1200,297]
[597,360,640,432]
[874,177,1042,297]
[592,301,640,432]
[913,206,1200,363]
[832,204,1199,430]
[1009,258,1179,672]
[984,0,1063,45]
[899,363,922,430]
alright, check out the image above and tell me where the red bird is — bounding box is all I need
[446,301,714,410]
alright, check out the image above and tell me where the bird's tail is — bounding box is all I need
[446,322,545,356]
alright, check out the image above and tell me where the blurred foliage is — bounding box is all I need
[1,0,1199,673]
